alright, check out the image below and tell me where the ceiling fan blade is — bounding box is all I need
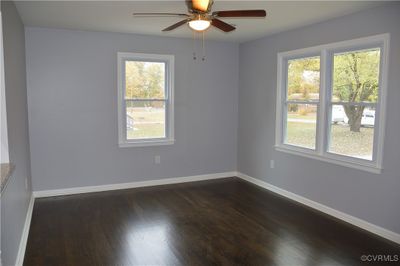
[211,18,235,32]
[186,0,212,12]
[213,10,266,18]
[162,19,189,31]
[133,13,189,17]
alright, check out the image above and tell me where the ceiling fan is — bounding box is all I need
[132,0,267,33]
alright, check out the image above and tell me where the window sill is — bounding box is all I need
[275,145,382,174]
[119,139,175,148]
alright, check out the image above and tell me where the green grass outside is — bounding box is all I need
[286,121,317,149]
[287,122,374,159]
[128,108,164,122]
[127,124,165,139]
[126,108,373,159]
[287,113,317,121]
[127,107,165,139]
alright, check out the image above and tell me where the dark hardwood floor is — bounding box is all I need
[24,177,400,265]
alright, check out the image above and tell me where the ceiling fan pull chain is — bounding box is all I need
[202,31,206,61]
[192,30,197,60]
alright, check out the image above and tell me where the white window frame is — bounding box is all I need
[117,52,175,147]
[275,34,390,174]
[1,12,10,164]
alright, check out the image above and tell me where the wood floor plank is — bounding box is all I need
[24,177,400,265]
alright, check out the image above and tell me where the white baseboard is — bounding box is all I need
[15,194,34,266]
[236,172,400,245]
[33,172,236,198]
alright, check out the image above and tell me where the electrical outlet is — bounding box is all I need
[155,155,161,164]
[270,160,275,169]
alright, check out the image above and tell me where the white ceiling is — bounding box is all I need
[15,1,384,43]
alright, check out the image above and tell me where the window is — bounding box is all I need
[276,34,389,173]
[1,12,10,164]
[118,53,174,147]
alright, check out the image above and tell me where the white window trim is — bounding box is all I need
[275,34,390,174]
[117,52,175,148]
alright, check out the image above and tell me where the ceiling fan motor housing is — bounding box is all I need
[186,0,214,14]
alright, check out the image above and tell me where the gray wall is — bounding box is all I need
[1,1,33,265]
[238,3,400,234]
[25,27,238,191]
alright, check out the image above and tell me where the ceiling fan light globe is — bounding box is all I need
[189,19,211,31]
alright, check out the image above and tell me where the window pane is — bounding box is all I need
[287,56,320,101]
[329,105,375,160]
[285,104,317,149]
[125,61,166,99]
[126,101,166,139]
[332,48,380,103]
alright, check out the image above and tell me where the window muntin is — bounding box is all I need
[276,34,389,173]
[118,53,174,147]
